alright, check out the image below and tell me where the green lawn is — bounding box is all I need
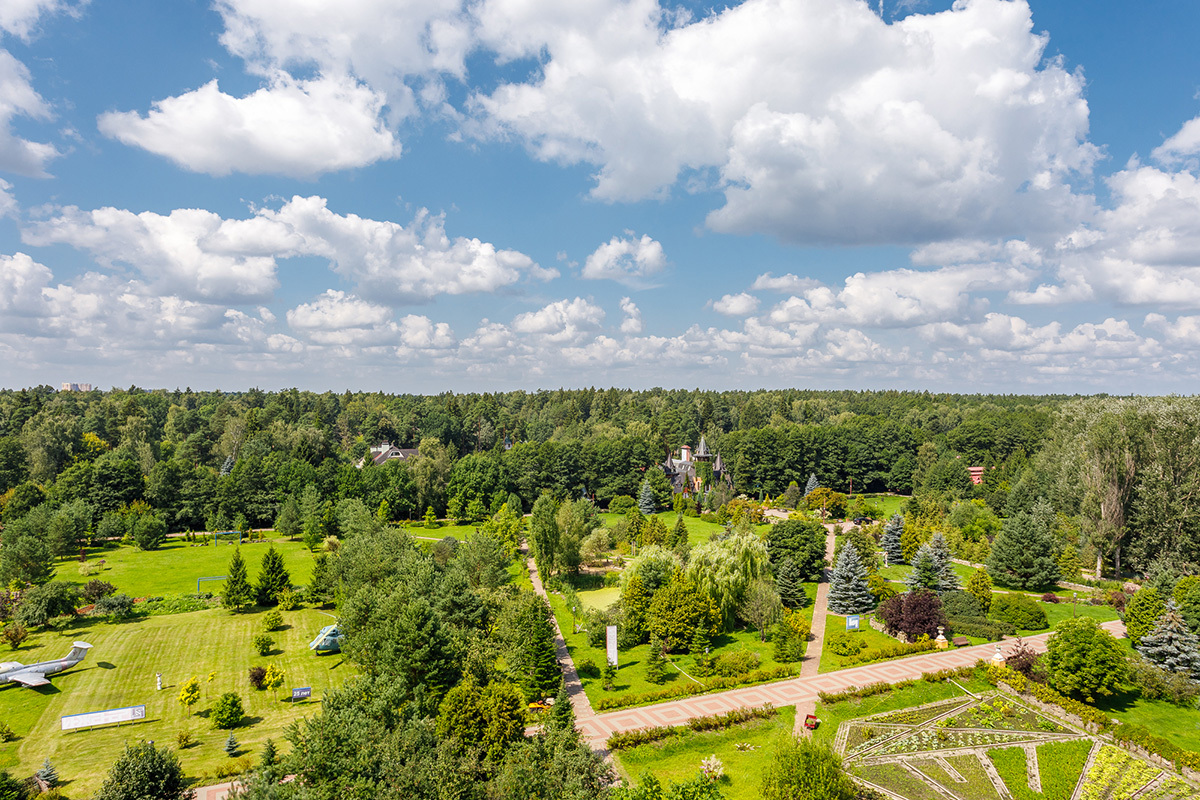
[578,586,620,611]
[1094,691,1200,752]
[856,494,907,518]
[614,706,796,799]
[877,561,978,585]
[596,512,769,547]
[0,606,354,795]
[1016,601,1120,636]
[546,583,817,707]
[56,535,319,598]
[405,523,477,541]
[817,615,924,673]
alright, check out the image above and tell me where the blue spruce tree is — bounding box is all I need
[1138,601,1200,679]
[828,544,876,615]
[927,533,959,592]
[638,478,657,516]
[882,514,905,565]
[804,473,820,497]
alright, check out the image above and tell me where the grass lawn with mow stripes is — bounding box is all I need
[0,606,354,795]
[56,533,318,599]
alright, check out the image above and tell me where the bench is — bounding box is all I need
[951,636,970,647]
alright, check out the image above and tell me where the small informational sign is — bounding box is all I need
[291,686,312,701]
[605,625,618,667]
[61,704,146,732]
[846,615,861,632]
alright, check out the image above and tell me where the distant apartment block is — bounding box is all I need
[60,383,93,392]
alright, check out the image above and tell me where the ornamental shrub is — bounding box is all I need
[988,593,1047,631]
[248,665,266,690]
[941,590,983,619]
[878,589,948,640]
[711,649,759,677]
[211,692,244,729]
[1044,617,1127,702]
[1124,587,1166,647]
[252,633,274,656]
[826,631,867,657]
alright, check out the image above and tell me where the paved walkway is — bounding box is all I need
[574,620,1124,746]
[525,544,596,727]
[794,525,840,732]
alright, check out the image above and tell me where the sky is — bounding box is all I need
[2,0,1200,394]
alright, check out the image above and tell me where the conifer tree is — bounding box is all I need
[828,544,876,615]
[36,757,58,787]
[307,551,334,606]
[638,479,657,516]
[804,473,820,497]
[1137,601,1200,679]
[986,505,1059,590]
[671,515,688,548]
[644,635,669,684]
[926,533,959,592]
[905,545,940,593]
[775,558,806,609]
[882,514,905,565]
[222,548,254,611]
[689,624,711,656]
[1057,546,1082,582]
[274,495,301,541]
[1125,587,1166,647]
[642,515,667,546]
[224,732,238,757]
[965,568,994,615]
[621,573,651,642]
[546,683,576,733]
[255,544,292,605]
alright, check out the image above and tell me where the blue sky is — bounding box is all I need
[2,0,1200,393]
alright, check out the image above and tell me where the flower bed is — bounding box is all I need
[1079,745,1162,800]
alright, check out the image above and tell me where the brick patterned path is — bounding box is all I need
[575,620,1124,746]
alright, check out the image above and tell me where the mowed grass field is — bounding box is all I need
[614,706,797,799]
[54,533,318,598]
[0,606,354,795]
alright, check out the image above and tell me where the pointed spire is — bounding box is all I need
[713,453,724,472]
[697,435,710,457]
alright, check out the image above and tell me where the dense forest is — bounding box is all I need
[0,386,1196,581]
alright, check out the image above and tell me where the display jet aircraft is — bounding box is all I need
[0,642,92,687]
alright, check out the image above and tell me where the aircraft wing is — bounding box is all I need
[8,672,50,687]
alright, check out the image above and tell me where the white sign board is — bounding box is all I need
[605,624,618,667]
[61,704,146,731]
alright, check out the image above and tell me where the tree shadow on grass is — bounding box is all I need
[1092,688,1140,715]
[240,716,263,727]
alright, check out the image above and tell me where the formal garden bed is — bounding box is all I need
[826,677,1200,800]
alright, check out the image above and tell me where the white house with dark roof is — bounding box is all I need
[357,442,421,468]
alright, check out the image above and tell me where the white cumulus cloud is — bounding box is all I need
[712,292,759,316]
[471,0,1099,245]
[582,233,666,286]
[23,196,547,304]
[512,297,605,341]
[98,74,401,178]
[0,49,59,176]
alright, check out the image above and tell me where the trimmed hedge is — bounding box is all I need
[841,638,936,666]
[989,593,1048,630]
[1111,723,1200,770]
[817,666,978,704]
[947,615,1014,641]
[605,704,779,750]
[593,666,795,711]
